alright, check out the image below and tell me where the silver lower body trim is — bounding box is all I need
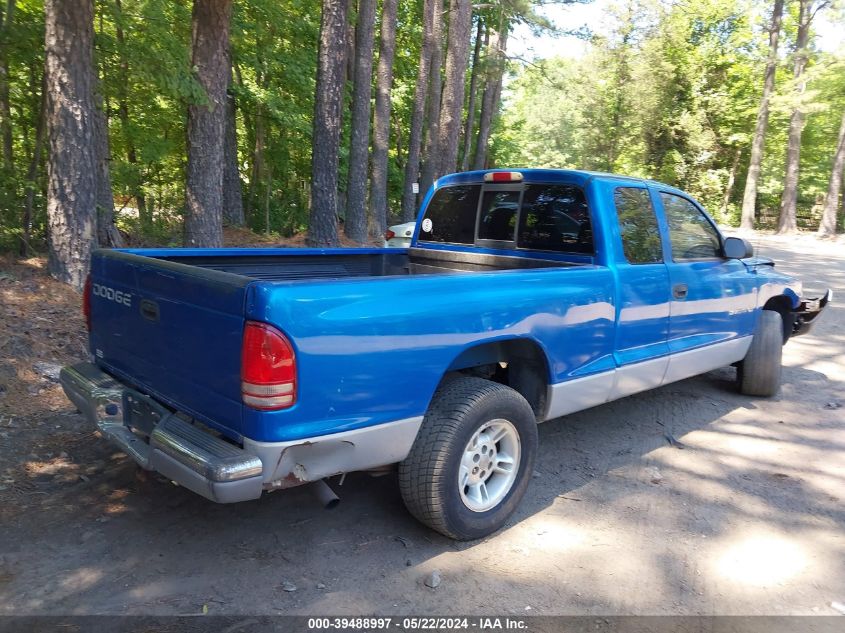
[544,336,753,421]
[244,416,424,489]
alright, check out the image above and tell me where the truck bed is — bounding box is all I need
[157,247,579,282]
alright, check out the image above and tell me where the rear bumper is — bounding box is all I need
[60,362,264,503]
[792,289,832,337]
[59,362,422,503]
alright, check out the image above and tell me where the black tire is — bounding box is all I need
[737,310,784,397]
[398,375,538,540]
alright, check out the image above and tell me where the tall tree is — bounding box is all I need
[345,0,377,244]
[93,81,122,247]
[460,19,484,172]
[308,0,350,247]
[20,70,45,256]
[369,0,398,237]
[400,0,436,220]
[433,0,472,177]
[777,0,827,234]
[184,0,232,248]
[113,0,149,231]
[739,0,784,231]
[0,0,14,172]
[818,109,845,237]
[418,0,444,200]
[472,24,508,170]
[44,0,97,289]
[223,61,244,226]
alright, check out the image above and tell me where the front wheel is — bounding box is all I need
[737,310,784,397]
[399,376,538,540]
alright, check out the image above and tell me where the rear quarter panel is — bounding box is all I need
[244,266,616,442]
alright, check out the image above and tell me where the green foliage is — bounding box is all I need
[493,0,844,228]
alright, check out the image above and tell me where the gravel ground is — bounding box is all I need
[0,235,842,617]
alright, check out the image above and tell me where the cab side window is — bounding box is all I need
[614,187,663,264]
[661,193,722,260]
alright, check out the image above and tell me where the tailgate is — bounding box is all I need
[88,250,250,439]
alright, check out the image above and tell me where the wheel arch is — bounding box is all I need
[443,337,552,420]
[762,295,794,344]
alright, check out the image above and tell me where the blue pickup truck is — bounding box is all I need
[60,169,829,539]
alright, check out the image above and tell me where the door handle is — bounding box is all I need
[673,283,688,299]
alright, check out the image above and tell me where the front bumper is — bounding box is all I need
[792,289,832,336]
[60,362,424,503]
[60,362,264,503]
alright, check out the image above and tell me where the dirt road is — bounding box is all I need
[0,235,843,616]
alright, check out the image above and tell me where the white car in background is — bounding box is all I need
[384,221,416,247]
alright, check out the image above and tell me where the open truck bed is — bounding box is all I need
[149,246,576,281]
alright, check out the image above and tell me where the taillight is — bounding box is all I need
[241,321,297,410]
[83,274,92,331]
[385,229,396,240]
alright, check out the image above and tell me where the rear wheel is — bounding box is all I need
[399,376,538,540]
[737,310,783,397]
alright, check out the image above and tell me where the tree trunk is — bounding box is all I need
[93,79,122,247]
[460,19,484,172]
[344,0,377,244]
[223,60,245,226]
[433,0,473,178]
[369,0,398,238]
[0,0,15,172]
[45,0,98,289]
[739,0,784,231]
[777,0,814,235]
[114,0,149,230]
[418,0,444,203]
[308,0,351,247]
[720,146,742,220]
[400,0,436,220]
[818,109,845,237]
[21,69,46,257]
[249,100,266,227]
[184,0,231,248]
[472,25,508,171]
[264,163,272,234]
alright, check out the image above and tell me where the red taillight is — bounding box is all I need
[385,229,396,240]
[241,321,297,410]
[483,171,524,183]
[83,274,92,331]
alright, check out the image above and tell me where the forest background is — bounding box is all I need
[0,0,843,288]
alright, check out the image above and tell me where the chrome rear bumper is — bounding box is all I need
[60,362,263,503]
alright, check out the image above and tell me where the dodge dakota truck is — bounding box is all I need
[60,169,830,540]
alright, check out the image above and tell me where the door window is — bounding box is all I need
[661,193,722,260]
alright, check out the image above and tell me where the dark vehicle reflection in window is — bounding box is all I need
[518,185,593,254]
[478,191,520,242]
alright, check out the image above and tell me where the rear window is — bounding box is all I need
[518,185,592,254]
[417,185,480,245]
[478,191,520,242]
[418,182,593,255]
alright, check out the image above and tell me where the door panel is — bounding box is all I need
[655,191,758,359]
[602,182,672,397]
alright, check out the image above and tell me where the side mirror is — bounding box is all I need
[723,236,754,259]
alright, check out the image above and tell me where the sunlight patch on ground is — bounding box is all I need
[714,533,807,587]
[59,567,104,592]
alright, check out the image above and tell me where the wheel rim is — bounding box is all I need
[458,418,521,513]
